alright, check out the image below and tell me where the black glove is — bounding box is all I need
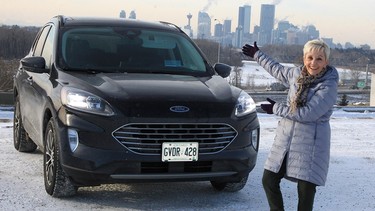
[260,98,276,114]
[242,42,259,58]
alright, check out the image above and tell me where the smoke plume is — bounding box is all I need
[202,0,218,12]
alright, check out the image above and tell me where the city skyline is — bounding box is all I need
[0,0,374,49]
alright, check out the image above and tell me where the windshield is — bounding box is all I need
[58,26,210,75]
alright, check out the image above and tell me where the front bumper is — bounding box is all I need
[62,144,257,186]
[56,110,260,186]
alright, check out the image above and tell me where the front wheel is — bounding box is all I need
[13,96,37,152]
[44,118,77,197]
[210,175,248,192]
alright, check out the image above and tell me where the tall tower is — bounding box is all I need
[236,5,251,47]
[184,13,193,37]
[238,5,251,35]
[259,4,275,45]
[187,13,192,27]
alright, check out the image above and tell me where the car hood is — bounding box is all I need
[63,72,239,118]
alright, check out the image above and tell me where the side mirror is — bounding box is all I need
[214,63,231,78]
[20,56,48,73]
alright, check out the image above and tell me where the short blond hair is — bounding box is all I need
[303,39,330,60]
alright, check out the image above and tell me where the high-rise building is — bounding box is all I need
[236,5,251,47]
[259,4,275,45]
[278,21,291,32]
[304,25,320,40]
[234,26,243,48]
[197,11,211,39]
[238,5,251,35]
[129,10,136,19]
[272,20,291,44]
[119,10,126,19]
[223,19,231,36]
[214,23,223,37]
[222,19,232,47]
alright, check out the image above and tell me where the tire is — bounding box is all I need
[210,175,248,192]
[44,118,77,197]
[13,97,37,152]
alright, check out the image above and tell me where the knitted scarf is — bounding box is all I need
[290,66,327,113]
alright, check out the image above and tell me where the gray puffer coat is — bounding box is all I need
[255,51,339,186]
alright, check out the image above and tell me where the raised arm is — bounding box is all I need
[242,42,296,86]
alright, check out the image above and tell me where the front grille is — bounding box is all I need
[112,123,237,155]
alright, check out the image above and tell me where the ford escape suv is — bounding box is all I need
[13,15,260,197]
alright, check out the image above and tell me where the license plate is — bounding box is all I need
[162,142,198,162]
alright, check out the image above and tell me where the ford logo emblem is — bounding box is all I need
[170,106,190,113]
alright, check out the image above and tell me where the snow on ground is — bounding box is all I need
[1,107,375,210]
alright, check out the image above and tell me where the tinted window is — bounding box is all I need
[33,25,51,57]
[59,27,209,75]
[41,25,55,69]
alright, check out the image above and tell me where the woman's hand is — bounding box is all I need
[261,98,276,114]
[242,42,259,58]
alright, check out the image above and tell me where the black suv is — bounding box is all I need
[13,16,260,197]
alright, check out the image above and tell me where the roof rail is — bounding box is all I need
[52,15,65,27]
[159,21,185,34]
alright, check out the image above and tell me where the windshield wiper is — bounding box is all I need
[62,67,101,74]
[62,65,123,74]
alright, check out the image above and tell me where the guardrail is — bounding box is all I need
[246,90,371,95]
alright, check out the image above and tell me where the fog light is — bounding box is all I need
[251,129,259,150]
[68,129,79,152]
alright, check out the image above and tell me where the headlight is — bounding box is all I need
[235,91,256,117]
[61,87,114,116]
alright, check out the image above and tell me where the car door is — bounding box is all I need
[19,24,55,144]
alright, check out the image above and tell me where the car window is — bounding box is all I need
[33,25,52,57]
[59,27,209,75]
[41,25,55,69]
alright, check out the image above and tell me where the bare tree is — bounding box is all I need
[194,39,246,88]
[0,25,38,59]
[219,46,245,88]
[193,39,220,65]
[228,66,243,88]
[245,73,255,90]
[349,69,362,88]
[339,69,348,86]
[0,58,18,91]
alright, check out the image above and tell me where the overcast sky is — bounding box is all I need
[1,0,374,48]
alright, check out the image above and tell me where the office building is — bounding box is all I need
[258,4,275,45]
[197,11,211,39]
[238,5,251,35]
[119,10,126,19]
[129,10,136,19]
[214,23,223,37]
[223,19,232,36]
